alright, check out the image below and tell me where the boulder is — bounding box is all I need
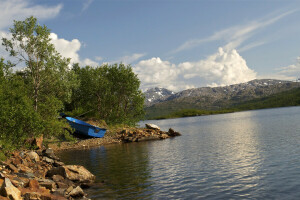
[43,148,59,160]
[38,179,56,190]
[68,186,84,198]
[145,124,160,130]
[0,178,22,200]
[27,151,40,162]
[47,165,95,183]
[168,128,181,136]
[42,157,54,164]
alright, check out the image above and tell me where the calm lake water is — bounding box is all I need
[57,106,300,199]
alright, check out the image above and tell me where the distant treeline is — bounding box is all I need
[148,87,300,120]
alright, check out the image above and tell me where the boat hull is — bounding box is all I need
[65,117,106,138]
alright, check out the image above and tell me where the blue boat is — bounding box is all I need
[65,116,106,138]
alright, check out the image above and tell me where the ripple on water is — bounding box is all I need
[57,107,300,199]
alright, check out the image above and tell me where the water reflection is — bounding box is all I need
[59,107,300,199]
[58,143,153,199]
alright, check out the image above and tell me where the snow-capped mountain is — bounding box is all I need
[144,87,174,106]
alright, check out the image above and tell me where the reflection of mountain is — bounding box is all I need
[145,79,300,119]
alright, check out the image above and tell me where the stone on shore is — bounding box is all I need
[0,149,95,200]
[27,151,40,162]
[145,123,160,130]
[46,165,95,183]
[0,178,22,200]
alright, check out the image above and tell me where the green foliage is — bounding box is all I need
[1,16,78,139]
[0,59,43,152]
[69,63,145,125]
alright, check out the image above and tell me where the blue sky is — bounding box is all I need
[1,0,300,91]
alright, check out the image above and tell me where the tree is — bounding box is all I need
[0,58,43,151]
[2,16,78,137]
[2,16,77,113]
[70,63,145,125]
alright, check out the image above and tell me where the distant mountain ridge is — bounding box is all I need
[144,87,174,106]
[144,79,300,119]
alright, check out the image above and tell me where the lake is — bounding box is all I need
[57,106,300,199]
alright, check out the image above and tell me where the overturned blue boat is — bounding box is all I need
[65,116,106,138]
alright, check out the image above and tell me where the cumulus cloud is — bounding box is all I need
[134,57,183,91]
[49,33,98,66]
[50,33,81,63]
[180,48,257,87]
[0,0,62,30]
[134,48,257,91]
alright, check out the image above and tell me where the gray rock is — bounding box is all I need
[68,186,84,197]
[27,151,40,162]
[145,123,160,130]
[42,156,54,164]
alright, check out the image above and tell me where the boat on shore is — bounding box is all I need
[65,116,106,138]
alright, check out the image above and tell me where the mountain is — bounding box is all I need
[144,87,175,106]
[145,79,300,119]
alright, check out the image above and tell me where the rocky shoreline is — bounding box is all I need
[0,124,181,199]
[0,148,95,199]
[48,124,181,151]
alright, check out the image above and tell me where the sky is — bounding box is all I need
[1,0,300,91]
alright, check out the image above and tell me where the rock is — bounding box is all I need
[145,124,160,130]
[17,164,33,174]
[65,186,73,194]
[7,164,18,173]
[15,172,35,179]
[47,165,95,183]
[53,161,64,167]
[52,188,66,197]
[168,128,181,136]
[28,179,39,190]
[43,149,57,160]
[34,135,43,149]
[42,157,54,164]
[160,134,169,139]
[0,178,22,200]
[27,151,40,162]
[52,175,64,183]
[56,182,69,189]
[68,186,84,197]
[38,179,56,190]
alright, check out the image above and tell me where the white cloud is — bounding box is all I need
[267,56,300,80]
[134,48,257,91]
[111,53,146,65]
[50,33,81,63]
[172,9,296,54]
[49,33,98,66]
[0,0,62,30]
[95,56,103,61]
[82,0,94,12]
[82,58,98,66]
[179,48,257,87]
[134,57,183,91]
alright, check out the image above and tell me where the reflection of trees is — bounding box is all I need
[58,143,153,199]
[98,143,152,199]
